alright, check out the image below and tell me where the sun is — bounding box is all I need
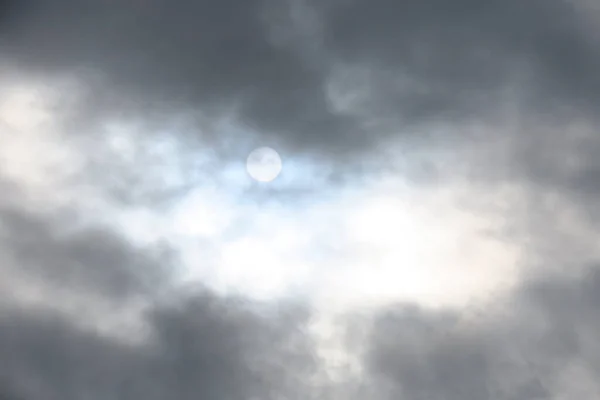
[246,147,283,182]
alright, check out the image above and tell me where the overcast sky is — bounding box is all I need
[1,0,600,399]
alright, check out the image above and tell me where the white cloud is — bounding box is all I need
[0,78,527,313]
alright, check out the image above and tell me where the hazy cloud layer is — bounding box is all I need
[2,0,600,399]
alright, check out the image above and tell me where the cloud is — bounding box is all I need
[2,0,599,237]
[1,0,598,162]
[0,0,356,156]
[0,293,316,400]
[2,2,600,399]
[2,0,600,211]
[360,267,600,400]
[0,205,172,302]
[0,185,318,400]
[317,0,600,120]
[1,205,599,400]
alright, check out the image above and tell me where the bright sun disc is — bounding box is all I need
[246,147,282,182]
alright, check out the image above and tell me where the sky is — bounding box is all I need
[1,0,600,399]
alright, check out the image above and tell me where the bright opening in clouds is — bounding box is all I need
[2,1,600,399]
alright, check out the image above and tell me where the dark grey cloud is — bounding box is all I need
[2,0,599,161]
[361,267,600,400]
[0,293,316,400]
[316,0,600,121]
[0,205,172,300]
[0,0,361,156]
